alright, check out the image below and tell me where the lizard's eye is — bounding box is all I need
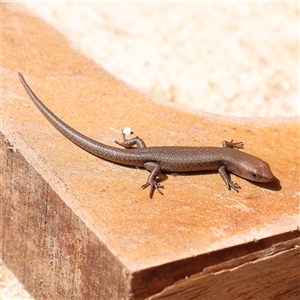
[252,173,260,180]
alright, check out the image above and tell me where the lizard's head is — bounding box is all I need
[228,155,274,182]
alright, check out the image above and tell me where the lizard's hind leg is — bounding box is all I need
[142,161,164,198]
[115,130,146,148]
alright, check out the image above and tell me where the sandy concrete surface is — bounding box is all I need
[1,260,33,300]
[2,2,299,299]
[18,2,299,118]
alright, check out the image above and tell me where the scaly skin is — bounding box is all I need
[18,73,274,198]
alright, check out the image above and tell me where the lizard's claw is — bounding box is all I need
[228,181,241,192]
[141,181,164,198]
[222,140,244,150]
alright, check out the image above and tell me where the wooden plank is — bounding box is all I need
[149,238,300,300]
[1,3,299,299]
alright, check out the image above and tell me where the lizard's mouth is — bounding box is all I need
[263,174,275,182]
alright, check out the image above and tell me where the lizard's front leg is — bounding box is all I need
[222,140,244,150]
[142,161,164,198]
[218,165,241,192]
[115,130,146,148]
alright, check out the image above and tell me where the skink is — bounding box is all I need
[18,73,274,198]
